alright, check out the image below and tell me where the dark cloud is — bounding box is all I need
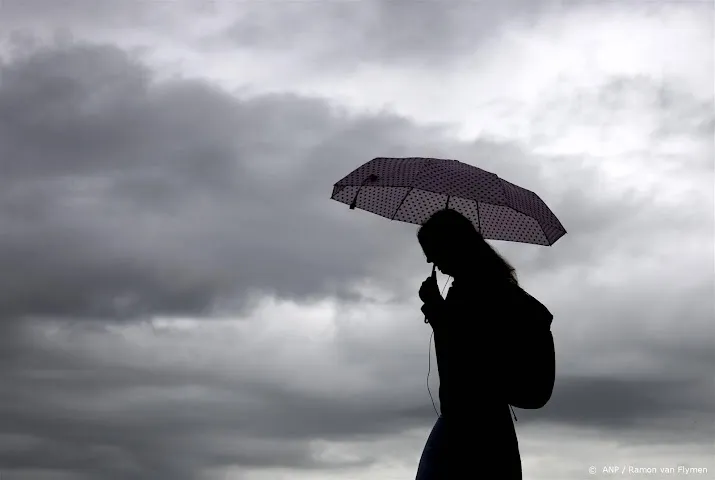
[1,295,712,479]
[0,41,457,320]
[0,314,428,479]
[0,0,162,33]
[535,375,715,439]
[3,40,654,322]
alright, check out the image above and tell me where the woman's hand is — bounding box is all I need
[419,269,442,306]
[421,297,447,325]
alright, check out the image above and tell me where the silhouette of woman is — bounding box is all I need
[414,208,555,480]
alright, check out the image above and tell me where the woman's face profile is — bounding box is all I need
[419,234,456,276]
[419,211,485,279]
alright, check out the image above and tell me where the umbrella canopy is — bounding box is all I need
[330,157,566,246]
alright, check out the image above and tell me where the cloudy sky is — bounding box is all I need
[0,0,713,479]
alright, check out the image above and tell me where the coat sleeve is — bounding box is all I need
[499,286,555,409]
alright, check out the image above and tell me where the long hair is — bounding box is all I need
[417,208,519,286]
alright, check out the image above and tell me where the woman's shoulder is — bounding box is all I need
[453,275,515,293]
[446,278,515,311]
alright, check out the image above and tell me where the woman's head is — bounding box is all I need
[417,208,518,285]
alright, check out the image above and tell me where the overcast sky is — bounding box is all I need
[0,1,713,479]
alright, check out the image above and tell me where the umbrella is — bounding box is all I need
[330,157,566,246]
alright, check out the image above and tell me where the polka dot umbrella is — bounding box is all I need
[330,157,566,246]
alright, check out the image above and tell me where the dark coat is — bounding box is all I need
[421,276,555,479]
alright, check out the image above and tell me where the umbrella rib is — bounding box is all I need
[390,159,432,221]
[391,186,414,220]
[476,200,481,233]
[498,182,563,244]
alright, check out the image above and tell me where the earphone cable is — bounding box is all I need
[427,274,451,416]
